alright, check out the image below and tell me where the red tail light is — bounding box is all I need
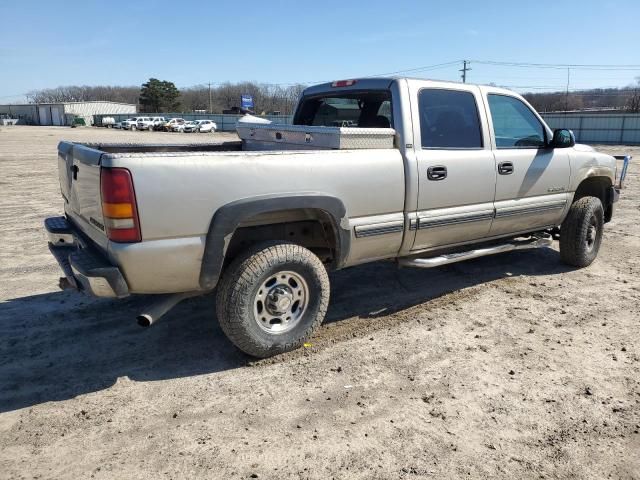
[331,79,357,88]
[100,167,141,242]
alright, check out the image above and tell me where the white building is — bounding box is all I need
[0,101,136,126]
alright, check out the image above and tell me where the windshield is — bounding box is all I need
[294,90,392,128]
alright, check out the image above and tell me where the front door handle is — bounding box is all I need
[427,165,447,181]
[498,162,514,175]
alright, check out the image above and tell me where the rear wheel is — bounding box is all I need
[216,241,330,358]
[559,196,604,267]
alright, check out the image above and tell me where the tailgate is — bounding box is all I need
[58,142,108,248]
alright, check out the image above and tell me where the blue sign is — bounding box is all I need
[241,94,254,110]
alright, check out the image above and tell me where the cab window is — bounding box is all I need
[294,91,392,128]
[487,94,546,148]
[419,89,483,149]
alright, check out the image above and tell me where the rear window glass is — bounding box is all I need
[294,91,392,128]
[419,89,483,149]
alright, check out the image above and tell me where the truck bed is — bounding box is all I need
[80,141,243,154]
[56,139,406,294]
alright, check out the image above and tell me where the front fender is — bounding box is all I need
[569,149,615,192]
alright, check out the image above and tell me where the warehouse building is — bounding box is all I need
[0,101,136,126]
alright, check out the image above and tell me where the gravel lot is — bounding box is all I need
[1,126,639,479]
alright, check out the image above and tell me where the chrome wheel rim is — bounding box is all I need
[253,270,309,334]
[585,216,598,251]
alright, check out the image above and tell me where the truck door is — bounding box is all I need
[410,85,497,251]
[483,92,570,237]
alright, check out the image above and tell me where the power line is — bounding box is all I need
[367,60,462,78]
[471,59,640,71]
[5,59,639,101]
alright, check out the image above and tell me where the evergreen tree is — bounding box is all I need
[139,78,180,112]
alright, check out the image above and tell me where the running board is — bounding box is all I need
[398,236,553,269]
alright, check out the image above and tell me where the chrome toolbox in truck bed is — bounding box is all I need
[237,123,396,150]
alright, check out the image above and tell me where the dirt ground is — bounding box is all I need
[0,126,639,480]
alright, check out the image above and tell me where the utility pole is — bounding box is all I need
[564,68,570,112]
[208,82,212,114]
[460,60,471,83]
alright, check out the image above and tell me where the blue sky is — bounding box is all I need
[1,0,639,101]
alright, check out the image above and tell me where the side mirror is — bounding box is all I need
[550,128,575,148]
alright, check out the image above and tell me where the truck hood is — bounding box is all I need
[574,143,596,152]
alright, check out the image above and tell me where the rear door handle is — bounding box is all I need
[427,165,447,181]
[498,162,514,175]
[70,164,79,180]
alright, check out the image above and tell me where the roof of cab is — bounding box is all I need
[303,76,521,98]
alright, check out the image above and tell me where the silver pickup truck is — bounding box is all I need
[45,77,630,358]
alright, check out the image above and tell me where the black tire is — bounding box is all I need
[216,241,330,358]
[559,196,604,267]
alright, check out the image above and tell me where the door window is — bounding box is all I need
[419,89,483,149]
[487,94,546,148]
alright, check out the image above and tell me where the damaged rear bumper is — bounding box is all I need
[45,216,129,298]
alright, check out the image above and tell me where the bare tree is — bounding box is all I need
[25,81,306,114]
[26,85,139,104]
[179,82,307,114]
[524,82,640,112]
[626,77,640,113]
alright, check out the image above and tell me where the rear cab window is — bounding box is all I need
[418,88,483,149]
[294,90,392,128]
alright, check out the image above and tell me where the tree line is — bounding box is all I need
[25,77,640,114]
[523,79,640,113]
[25,78,306,115]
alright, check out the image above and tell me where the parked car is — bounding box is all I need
[182,120,200,133]
[180,120,198,133]
[196,119,217,133]
[171,120,188,132]
[136,116,165,131]
[151,117,166,130]
[45,77,629,359]
[135,117,154,131]
[121,117,145,130]
[158,118,185,132]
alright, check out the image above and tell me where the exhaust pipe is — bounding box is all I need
[136,292,198,327]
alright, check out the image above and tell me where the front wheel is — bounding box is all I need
[559,196,604,267]
[215,241,330,358]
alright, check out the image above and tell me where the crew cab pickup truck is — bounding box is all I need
[45,77,629,358]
